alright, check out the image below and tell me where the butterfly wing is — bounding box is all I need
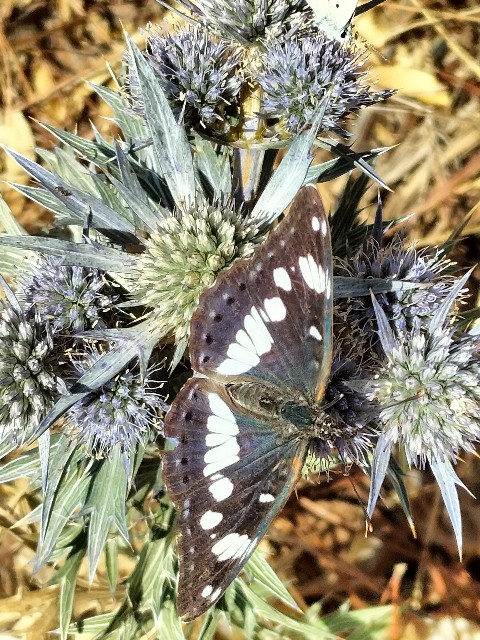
[306,0,357,39]
[190,185,333,403]
[163,377,309,621]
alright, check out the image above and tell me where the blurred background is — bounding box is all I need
[0,1,479,638]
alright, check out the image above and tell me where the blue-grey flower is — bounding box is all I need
[22,255,112,333]
[168,0,308,43]
[142,27,243,133]
[258,34,393,136]
[0,295,67,444]
[335,234,454,342]
[65,346,166,457]
[365,275,480,554]
[309,348,377,468]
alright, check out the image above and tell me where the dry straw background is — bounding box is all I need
[0,1,479,638]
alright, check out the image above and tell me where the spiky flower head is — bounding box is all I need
[22,255,112,334]
[335,235,454,343]
[129,203,259,349]
[365,277,480,553]
[369,324,480,467]
[313,348,377,467]
[0,295,67,444]
[258,34,393,137]
[170,0,308,43]
[137,27,243,135]
[65,346,166,457]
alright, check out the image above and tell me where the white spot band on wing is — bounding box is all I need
[216,306,273,375]
[200,510,223,530]
[211,533,251,561]
[263,296,287,322]
[209,476,234,501]
[298,254,325,293]
[273,267,292,291]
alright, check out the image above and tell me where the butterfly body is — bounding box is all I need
[163,186,334,620]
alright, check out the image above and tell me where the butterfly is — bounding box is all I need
[163,185,334,621]
[305,0,357,40]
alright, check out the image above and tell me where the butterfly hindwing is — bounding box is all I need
[190,185,333,402]
[163,377,309,621]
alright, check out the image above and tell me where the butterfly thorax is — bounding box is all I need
[227,381,333,440]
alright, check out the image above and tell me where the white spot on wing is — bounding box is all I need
[209,476,234,501]
[200,510,223,530]
[211,533,251,561]
[202,585,213,598]
[206,394,239,438]
[206,432,232,447]
[309,326,322,341]
[259,493,275,503]
[321,217,328,236]
[299,254,325,293]
[273,267,292,291]
[204,456,239,477]
[264,297,287,322]
[311,216,320,231]
[204,438,240,464]
[216,306,273,375]
[210,587,221,602]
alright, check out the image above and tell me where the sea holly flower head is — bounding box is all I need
[335,233,455,341]
[128,202,259,349]
[257,33,393,137]
[0,288,67,444]
[131,27,243,135]
[22,255,113,333]
[169,0,308,43]
[365,273,480,553]
[65,345,166,458]
[314,348,378,467]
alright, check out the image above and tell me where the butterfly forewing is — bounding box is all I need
[190,185,333,402]
[163,377,309,621]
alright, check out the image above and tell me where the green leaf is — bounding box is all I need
[37,445,92,568]
[333,276,421,299]
[386,457,415,534]
[366,433,392,520]
[244,550,299,611]
[250,100,330,228]
[194,135,232,199]
[306,147,390,184]
[105,538,120,591]
[429,458,468,557]
[321,604,392,639]
[40,121,119,172]
[51,540,86,640]
[82,448,130,581]
[0,235,135,272]
[128,39,196,209]
[4,148,138,242]
[318,139,390,190]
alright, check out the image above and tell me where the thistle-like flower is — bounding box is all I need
[366,275,480,552]
[129,202,259,349]
[135,27,243,135]
[315,348,377,466]
[169,0,308,43]
[258,34,393,136]
[0,293,67,444]
[335,234,454,343]
[22,255,112,333]
[65,346,166,457]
